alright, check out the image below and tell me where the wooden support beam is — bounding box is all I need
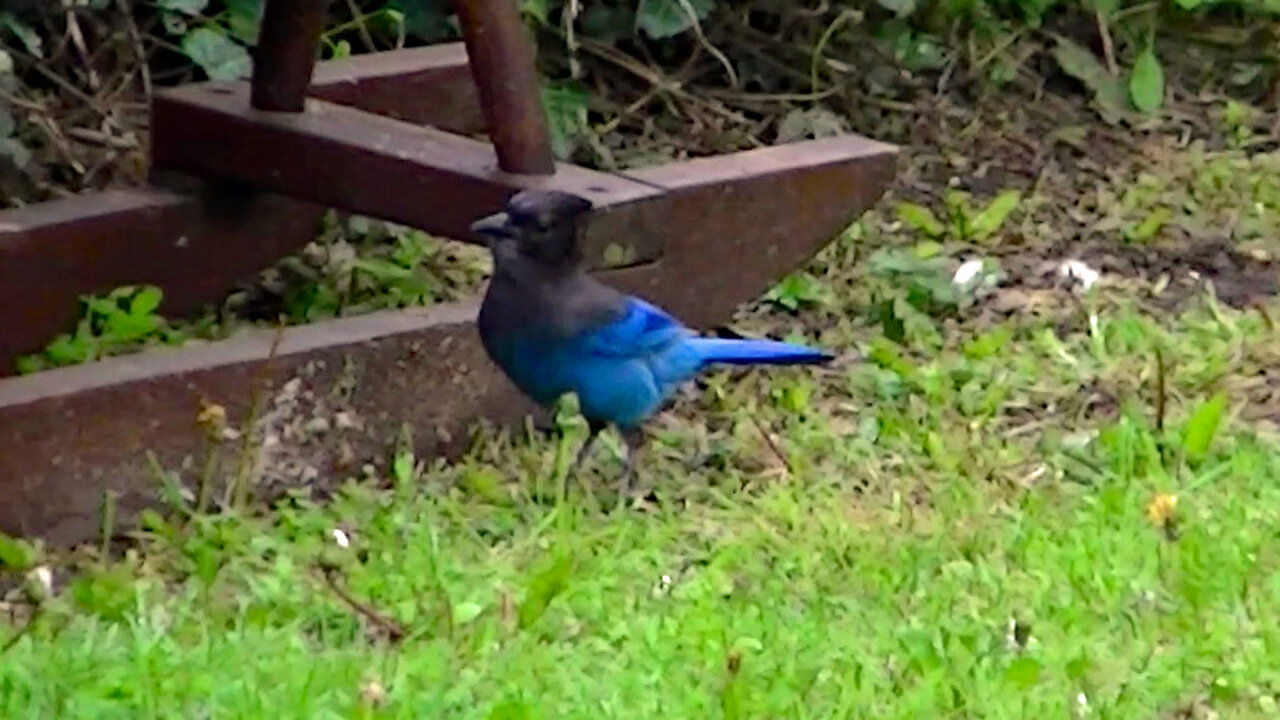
[1,133,896,546]
[450,0,556,174]
[251,0,327,112]
[149,81,666,256]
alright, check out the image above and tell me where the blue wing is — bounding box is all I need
[557,296,703,426]
[582,296,690,357]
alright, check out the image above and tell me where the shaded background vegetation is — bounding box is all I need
[0,0,1276,208]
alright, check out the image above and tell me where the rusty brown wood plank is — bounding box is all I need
[0,300,528,546]
[307,45,484,134]
[0,45,483,374]
[0,185,327,375]
[614,134,899,327]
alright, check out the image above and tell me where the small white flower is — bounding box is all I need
[331,528,350,548]
[953,259,986,288]
[28,565,53,598]
[1058,260,1100,292]
[1077,692,1090,712]
[360,679,387,706]
[651,573,674,598]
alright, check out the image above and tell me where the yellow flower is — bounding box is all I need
[195,401,227,436]
[1146,492,1178,527]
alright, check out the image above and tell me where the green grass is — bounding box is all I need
[5,144,1280,717]
[5,291,1280,718]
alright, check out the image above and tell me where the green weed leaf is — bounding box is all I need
[45,327,94,366]
[1066,654,1090,681]
[868,246,947,278]
[764,273,826,311]
[1087,0,1119,18]
[453,601,485,625]
[393,451,415,485]
[520,0,550,23]
[331,40,355,61]
[158,0,210,14]
[486,699,533,720]
[1125,207,1171,242]
[226,0,263,44]
[868,336,915,377]
[772,378,814,414]
[877,0,919,17]
[581,4,636,41]
[518,550,574,629]
[13,355,43,375]
[1129,48,1165,113]
[183,27,252,80]
[130,286,164,317]
[636,0,713,39]
[876,299,907,343]
[0,531,36,571]
[1051,37,1107,88]
[1183,393,1227,465]
[354,257,413,281]
[969,190,1022,240]
[541,83,589,160]
[1052,37,1127,122]
[0,12,44,58]
[462,466,510,505]
[71,566,136,622]
[1005,656,1042,688]
[389,0,455,42]
[924,431,959,472]
[963,325,1013,360]
[602,243,638,268]
[897,202,946,238]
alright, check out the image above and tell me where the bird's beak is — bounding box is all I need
[469,211,511,244]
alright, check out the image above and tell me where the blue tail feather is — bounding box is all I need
[688,338,833,367]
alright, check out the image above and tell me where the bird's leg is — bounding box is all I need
[617,426,646,506]
[567,419,607,483]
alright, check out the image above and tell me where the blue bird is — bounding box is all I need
[471,189,833,495]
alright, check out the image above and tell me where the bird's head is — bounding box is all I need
[469,190,594,267]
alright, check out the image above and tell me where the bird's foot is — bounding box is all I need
[613,426,646,511]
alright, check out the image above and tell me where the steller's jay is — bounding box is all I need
[470,189,833,496]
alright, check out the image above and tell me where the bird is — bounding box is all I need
[470,189,834,498]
